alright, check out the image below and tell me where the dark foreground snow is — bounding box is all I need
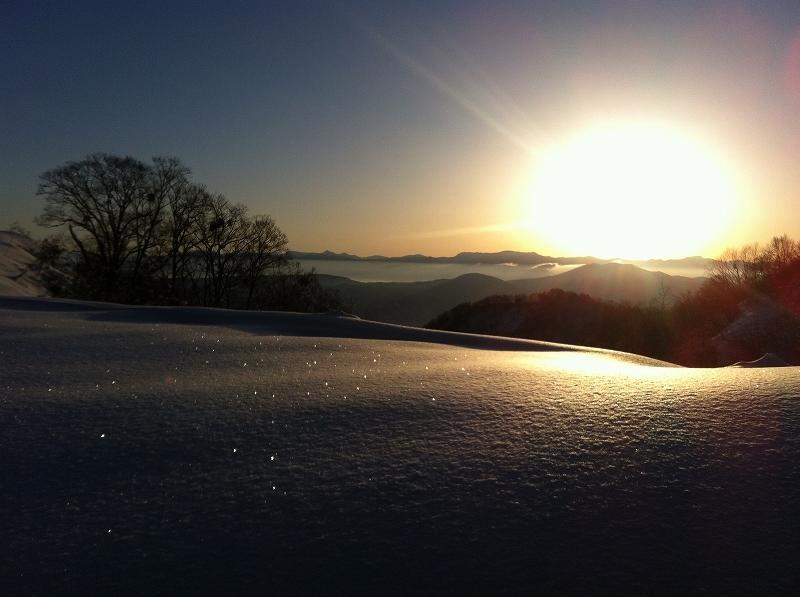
[2,297,799,595]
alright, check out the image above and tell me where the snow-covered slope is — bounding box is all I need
[2,297,799,595]
[0,230,46,296]
[0,295,674,365]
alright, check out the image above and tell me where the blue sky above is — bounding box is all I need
[4,1,800,256]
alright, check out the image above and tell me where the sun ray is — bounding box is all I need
[346,12,547,156]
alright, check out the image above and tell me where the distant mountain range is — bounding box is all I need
[318,262,707,326]
[289,249,714,270]
[0,232,708,328]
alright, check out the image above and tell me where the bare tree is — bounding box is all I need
[35,153,336,312]
[36,154,150,299]
[240,215,289,308]
[196,195,250,307]
[709,243,763,289]
[128,157,192,292]
[763,234,800,274]
[654,277,673,312]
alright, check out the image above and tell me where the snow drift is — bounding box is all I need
[2,292,799,595]
[0,295,674,366]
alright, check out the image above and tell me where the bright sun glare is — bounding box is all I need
[525,121,739,259]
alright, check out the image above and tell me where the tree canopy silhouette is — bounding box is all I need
[35,153,340,311]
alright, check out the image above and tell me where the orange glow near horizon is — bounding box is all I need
[522,121,742,260]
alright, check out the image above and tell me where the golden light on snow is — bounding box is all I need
[520,351,688,378]
[524,121,740,259]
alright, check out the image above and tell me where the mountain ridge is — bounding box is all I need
[318,262,706,326]
[289,249,714,270]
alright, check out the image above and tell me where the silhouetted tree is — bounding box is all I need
[37,154,157,299]
[159,183,208,303]
[708,243,764,290]
[128,157,192,295]
[32,235,71,296]
[195,195,250,307]
[427,288,673,360]
[240,215,289,309]
[257,262,342,312]
[34,153,340,313]
[763,234,800,275]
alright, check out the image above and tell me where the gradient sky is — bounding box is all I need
[4,1,800,257]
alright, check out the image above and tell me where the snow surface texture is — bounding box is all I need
[0,296,673,364]
[0,231,46,297]
[2,298,800,594]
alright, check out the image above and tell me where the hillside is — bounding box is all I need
[509,262,705,304]
[319,272,510,325]
[427,289,675,360]
[1,231,706,327]
[0,231,46,297]
[319,263,707,326]
[3,295,799,595]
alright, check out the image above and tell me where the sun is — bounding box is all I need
[524,121,739,259]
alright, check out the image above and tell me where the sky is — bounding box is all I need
[3,0,800,258]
